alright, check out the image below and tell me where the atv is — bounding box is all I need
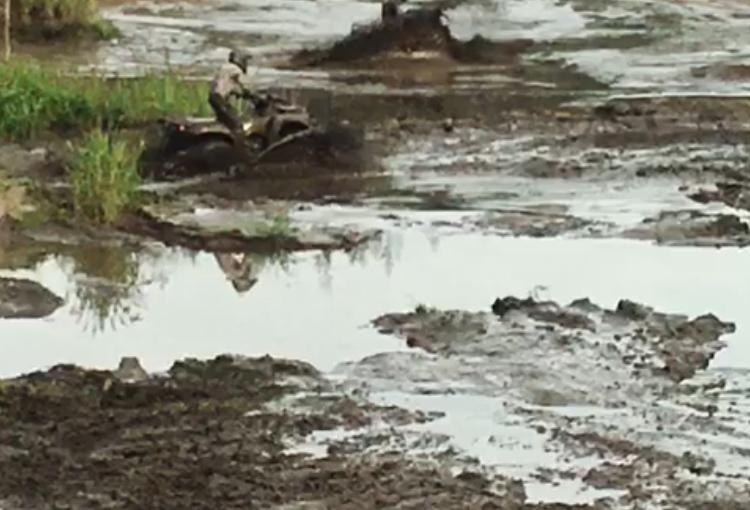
[139,93,370,181]
[159,93,313,157]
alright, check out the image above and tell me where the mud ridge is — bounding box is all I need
[116,209,377,254]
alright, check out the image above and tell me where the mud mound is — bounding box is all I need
[0,277,64,319]
[293,7,451,66]
[451,35,534,64]
[291,7,532,67]
[690,182,750,211]
[0,354,573,510]
[623,210,750,247]
[117,209,375,254]
[373,295,735,385]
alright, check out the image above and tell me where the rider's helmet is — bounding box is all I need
[229,49,252,73]
[231,277,258,294]
[381,0,400,21]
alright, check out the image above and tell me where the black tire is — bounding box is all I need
[246,134,268,153]
[155,137,237,180]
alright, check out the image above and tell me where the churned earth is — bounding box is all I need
[4,0,750,508]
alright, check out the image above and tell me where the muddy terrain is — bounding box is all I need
[2,296,748,509]
[4,0,750,508]
[340,295,750,509]
[0,355,585,510]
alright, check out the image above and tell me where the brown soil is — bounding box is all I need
[288,6,532,68]
[0,276,63,318]
[116,209,375,254]
[0,355,602,510]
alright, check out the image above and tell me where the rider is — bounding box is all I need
[209,49,262,147]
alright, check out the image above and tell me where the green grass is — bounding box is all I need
[67,129,141,224]
[12,0,120,41]
[256,214,296,238]
[66,246,146,334]
[0,61,210,141]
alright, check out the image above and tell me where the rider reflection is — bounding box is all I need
[213,252,258,294]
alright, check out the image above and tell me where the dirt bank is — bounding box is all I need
[0,277,63,318]
[0,354,609,510]
[623,210,750,247]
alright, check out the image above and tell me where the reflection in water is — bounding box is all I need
[2,230,750,377]
[61,246,168,335]
[311,232,404,290]
[214,252,260,294]
[314,250,334,292]
[0,229,50,272]
[60,244,306,332]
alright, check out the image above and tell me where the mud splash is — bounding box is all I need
[288,4,533,68]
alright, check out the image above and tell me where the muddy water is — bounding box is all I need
[2,231,748,378]
[19,0,750,99]
[88,0,584,74]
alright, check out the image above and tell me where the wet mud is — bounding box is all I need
[117,208,378,254]
[0,277,63,319]
[0,354,604,510]
[334,296,750,508]
[373,296,734,384]
[289,4,533,68]
[690,181,750,211]
[623,210,750,247]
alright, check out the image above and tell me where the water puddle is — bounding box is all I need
[2,230,749,378]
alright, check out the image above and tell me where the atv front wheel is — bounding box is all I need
[246,134,268,153]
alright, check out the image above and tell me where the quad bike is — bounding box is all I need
[139,93,369,181]
[138,93,316,180]
[160,94,312,157]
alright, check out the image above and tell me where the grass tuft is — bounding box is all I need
[0,63,95,140]
[256,214,295,238]
[0,61,210,141]
[67,130,141,224]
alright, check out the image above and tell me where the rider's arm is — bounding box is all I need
[234,73,262,103]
